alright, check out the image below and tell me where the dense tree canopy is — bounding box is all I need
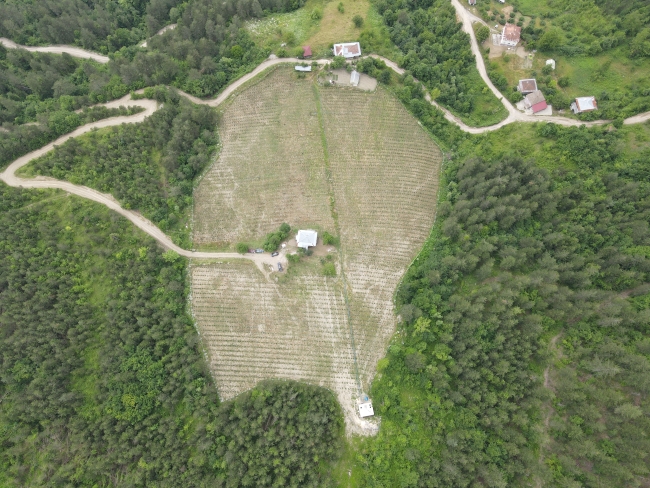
[0,186,343,486]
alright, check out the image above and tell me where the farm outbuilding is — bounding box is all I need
[468,0,476,4]
[333,42,361,58]
[500,24,521,46]
[359,402,374,418]
[297,230,318,249]
[303,46,312,58]
[295,65,312,72]
[523,90,547,113]
[571,96,597,114]
[350,70,360,86]
[518,79,538,94]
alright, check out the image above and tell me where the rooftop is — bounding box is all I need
[502,24,522,43]
[359,402,374,418]
[303,45,312,57]
[525,90,546,106]
[296,229,318,248]
[333,42,361,58]
[350,70,360,86]
[576,96,597,111]
[518,79,538,93]
[295,65,312,72]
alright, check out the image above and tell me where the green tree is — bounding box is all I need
[353,14,364,28]
[538,28,564,51]
[476,25,490,44]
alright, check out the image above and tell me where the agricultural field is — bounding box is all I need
[191,67,441,432]
[193,68,334,248]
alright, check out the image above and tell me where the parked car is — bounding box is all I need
[255,249,264,253]
[271,251,279,257]
[278,263,283,271]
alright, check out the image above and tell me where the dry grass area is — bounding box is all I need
[191,68,442,432]
[304,0,371,51]
[193,68,334,247]
[321,88,441,390]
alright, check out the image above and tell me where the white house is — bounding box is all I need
[350,70,360,86]
[296,230,318,249]
[359,402,374,418]
[500,24,521,47]
[333,42,361,59]
[571,96,597,114]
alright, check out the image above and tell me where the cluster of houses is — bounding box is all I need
[518,77,597,115]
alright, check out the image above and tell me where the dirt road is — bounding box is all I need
[0,37,110,63]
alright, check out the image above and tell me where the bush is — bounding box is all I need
[331,55,346,69]
[236,243,248,254]
[262,222,291,252]
[558,76,570,88]
[337,2,344,13]
[311,8,322,20]
[353,15,364,28]
[322,231,339,246]
[322,262,336,276]
[476,25,490,44]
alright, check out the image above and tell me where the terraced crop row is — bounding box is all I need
[193,69,334,246]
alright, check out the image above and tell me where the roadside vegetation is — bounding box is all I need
[0,185,343,486]
[20,87,218,248]
[476,0,650,119]
[373,0,507,127]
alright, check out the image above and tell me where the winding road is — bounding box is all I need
[2,1,649,261]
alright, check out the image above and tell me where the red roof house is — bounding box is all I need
[303,46,312,58]
[523,90,548,113]
[500,24,522,46]
[333,42,361,58]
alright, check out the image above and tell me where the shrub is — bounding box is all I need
[476,25,490,44]
[542,64,553,75]
[322,262,336,276]
[337,2,344,13]
[236,243,248,254]
[322,231,339,245]
[352,15,364,28]
[558,76,570,88]
[311,8,322,20]
[331,56,346,69]
[262,222,291,252]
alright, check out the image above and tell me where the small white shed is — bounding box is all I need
[359,402,374,418]
[295,65,312,72]
[296,230,318,249]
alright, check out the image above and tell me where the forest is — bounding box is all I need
[21,87,217,248]
[0,185,343,486]
[353,121,650,486]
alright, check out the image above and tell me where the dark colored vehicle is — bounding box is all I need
[271,251,279,257]
[255,249,264,253]
[278,263,283,271]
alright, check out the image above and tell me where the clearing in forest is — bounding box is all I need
[191,67,442,433]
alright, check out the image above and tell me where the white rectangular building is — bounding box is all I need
[359,402,374,418]
[333,42,361,58]
[296,230,318,249]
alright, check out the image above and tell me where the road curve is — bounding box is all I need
[0,37,110,63]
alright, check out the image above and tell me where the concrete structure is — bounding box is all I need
[350,70,360,86]
[517,79,538,94]
[303,45,312,58]
[359,402,374,418]
[296,230,318,249]
[546,59,556,70]
[500,24,521,47]
[295,65,312,72]
[571,96,597,114]
[468,0,476,4]
[523,90,547,113]
[333,42,361,59]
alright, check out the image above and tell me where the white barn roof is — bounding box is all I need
[296,230,318,249]
[295,65,312,72]
[575,96,597,111]
[359,402,374,418]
